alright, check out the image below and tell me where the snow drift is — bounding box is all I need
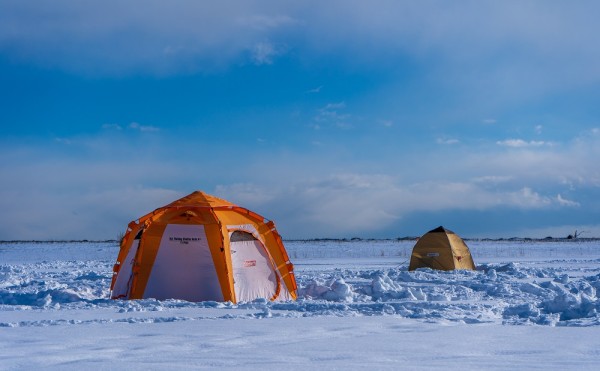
[2,240,600,327]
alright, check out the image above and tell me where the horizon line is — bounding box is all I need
[1,236,599,244]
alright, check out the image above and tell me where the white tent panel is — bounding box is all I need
[144,224,223,302]
[272,283,293,301]
[230,235,278,302]
[111,239,140,299]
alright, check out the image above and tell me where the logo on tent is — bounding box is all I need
[243,260,257,267]
[169,236,201,245]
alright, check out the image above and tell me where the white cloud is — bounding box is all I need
[535,125,543,135]
[0,2,299,74]
[2,0,600,93]
[102,123,122,130]
[129,122,160,132]
[1,122,599,239]
[436,138,459,145]
[236,14,297,31]
[0,180,182,240]
[250,41,284,65]
[507,187,552,208]
[0,132,209,239]
[54,137,72,145]
[472,175,514,184]
[211,171,587,238]
[307,85,323,93]
[214,131,599,238]
[214,183,277,207]
[315,102,350,126]
[496,139,547,148]
[467,134,600,191]
[556,194,580,207]
[324,102,346,110]
[314,102,352,129]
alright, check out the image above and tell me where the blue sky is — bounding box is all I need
[1,1,600,240]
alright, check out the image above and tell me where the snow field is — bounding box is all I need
[1,240,600,369]
[2,240,600,326]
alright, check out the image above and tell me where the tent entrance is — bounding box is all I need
[144,224,223,301]
[230,230,278,302]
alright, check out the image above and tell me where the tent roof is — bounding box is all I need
[165,191,236,209]
[427,226,456,235]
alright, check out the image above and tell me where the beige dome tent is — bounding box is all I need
[408,226,476,271]
[110,191,297,303]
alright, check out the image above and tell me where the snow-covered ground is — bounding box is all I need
[2,239,600,369]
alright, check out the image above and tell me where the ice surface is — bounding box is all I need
[1,239,600,369]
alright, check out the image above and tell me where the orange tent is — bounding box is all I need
[110,191,297,303]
